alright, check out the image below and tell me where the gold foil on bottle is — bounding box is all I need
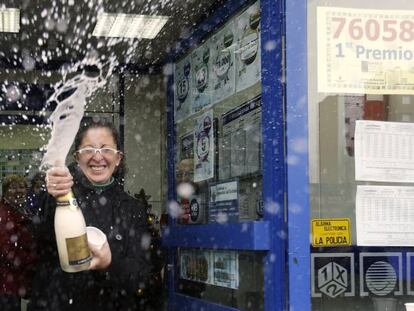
[66,233,92,265]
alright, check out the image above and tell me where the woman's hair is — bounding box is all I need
[74,119,126,180]
[30,171,46,192]
[2,174,28,195]
[74,119,121,151]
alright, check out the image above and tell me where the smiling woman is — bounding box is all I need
[29,120,153,311]
[73,125,123,185]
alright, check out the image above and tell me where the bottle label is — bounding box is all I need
[66,233,92,265]
[56,200,70,206]
[56,197,78,211]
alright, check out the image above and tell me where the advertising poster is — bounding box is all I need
[174,55,192,122]
[212,250,239,289]
[194,110,215,182]
[220,96,262,179]
[317,7,414,94]
[180,249,212,284]
[235,1,261,92]
[211,21,236,104]
[179,131,194,163]
[191,41,212,113]
[209,180,239,223]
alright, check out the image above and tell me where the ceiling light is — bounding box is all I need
[93,13,169,39]
[0,8,20,33]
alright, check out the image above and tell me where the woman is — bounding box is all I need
[0,175,37,311]
[29,121,152,311]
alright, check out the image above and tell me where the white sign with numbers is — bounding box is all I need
[317,7,414,94]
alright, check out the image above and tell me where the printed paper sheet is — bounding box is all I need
[356,185,414,246]
[355,120,414,182]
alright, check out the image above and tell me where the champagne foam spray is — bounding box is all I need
[41,57,116,170]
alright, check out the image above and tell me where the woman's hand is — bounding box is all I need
[88,241,112,270]
[45,167,74,198]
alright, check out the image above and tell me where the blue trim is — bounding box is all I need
[166,63,178,311]
[174,294,241,311]
[162,221,270,250]
[170,0,250,62]
[260,0,287,310]
[285,0,310,310]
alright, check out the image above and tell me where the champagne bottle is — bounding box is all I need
[54,190,91,272]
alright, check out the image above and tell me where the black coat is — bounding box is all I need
[29,166,152,311]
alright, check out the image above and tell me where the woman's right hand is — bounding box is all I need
[45,167,74,198]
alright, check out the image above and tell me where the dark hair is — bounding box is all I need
[2,174,28,195]
[74,119,121,151]
[74,119,126,180]
[30,171,46,191]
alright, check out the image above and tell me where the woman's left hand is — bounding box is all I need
[88,240,112,270]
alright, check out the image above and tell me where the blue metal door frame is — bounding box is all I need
[260,0,287,310]
[285,0,310,310]
[164,0,311,310]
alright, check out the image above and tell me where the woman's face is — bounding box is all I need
[4,181,27,207]
[75,127,122,185]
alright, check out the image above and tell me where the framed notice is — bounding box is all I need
[220,96,262,180]
[180,249,212,284]
[211,20,236,104]
[235,1,261,92]
[191,42,212,113]
[317,7,414,94]
[212,250,239,289]
[209,180,239,223]
[194,110,215,182]
[174,55,192,122]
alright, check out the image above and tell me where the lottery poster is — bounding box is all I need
[211,21,236,104]
[174,55,192,122]
[191,41,212,113]
[235,1,261,92]
[212,250,239,289]
[194,110,215,182]
[179,249,212,284]
[317,7,414,94]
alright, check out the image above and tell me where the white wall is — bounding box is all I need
[123,73,167,216]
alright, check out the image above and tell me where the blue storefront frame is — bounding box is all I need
[285,0,310,310]
[164,0,311,310]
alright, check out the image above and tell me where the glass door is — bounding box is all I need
[307,1,414,310]
[163,0,284,310]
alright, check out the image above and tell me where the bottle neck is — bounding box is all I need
[56,190,74,202]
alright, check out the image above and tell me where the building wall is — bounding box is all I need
[123,73,167,216]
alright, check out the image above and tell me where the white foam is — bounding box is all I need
[41,57,116,170]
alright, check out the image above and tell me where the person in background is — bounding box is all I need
[26,172,46,216]
[29,120,153,311]
[0,174,37,311]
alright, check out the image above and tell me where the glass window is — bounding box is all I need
[173,0,262,225]
[308,1,414,310]
[177,248,264,311]
[172,1,264,310]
